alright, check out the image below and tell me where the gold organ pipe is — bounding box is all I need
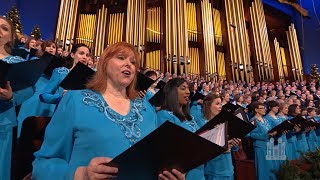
[113,14,116,44]
[225,0,236,81]
[286,31,296,80]
[187,3,190,41]
[292,24,303,80]
[233,0,243,81]
[259,0,270,80]
[239,0,250,82]
[107,15,111,45]
[201,1,207,79]
[99,7,104,54]
[165,1,168,72]
[65,1,74,51]
[112,14,116,44]
[288,26,298,80]
[194,4,197,41]
[237,0,247,82]
[115,13,121,42]
[274,38,285,81]
[184,0,189,75]
[125,0,130,42]
[116,14,119,43]
[70,0,79,48]
[209,2,216,79]
[55,0,65,39]
[102,7,107,53]
[255,1,266,79]
[254,2,265,80]
[291,25,300,80]
[134,2,138,45]
[251,3,261,80]
[94,9,101,56]
[147,9,150,42]
[172,0,177,74]
[169,0,172,73]
[229,0,239,81]
[252,2,262,79]
[61,0,70,47]
[258,0,272,80]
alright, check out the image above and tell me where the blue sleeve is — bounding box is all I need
[249,125,269,140]
[144,91,154,101]
[39,70,64,104]
[156,111,177,127]
[32,92,77,179]
[12,87,34,106]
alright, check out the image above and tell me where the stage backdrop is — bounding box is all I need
[1,0,319,75]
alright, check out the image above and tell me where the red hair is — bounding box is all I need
[86,42,140,99]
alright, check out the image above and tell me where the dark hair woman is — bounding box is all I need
[157,78,204,179]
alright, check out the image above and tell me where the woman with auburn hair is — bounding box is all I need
[32,42,185,180]
[0,16,34,180]
[201,94,241,180]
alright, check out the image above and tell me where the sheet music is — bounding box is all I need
[235,112,244,121]
[199,123,226,147]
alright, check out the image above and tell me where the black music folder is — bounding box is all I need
[0,57,51,91]
[268,120,294,134]
[12,48,29,59]
[190,92,205,102]
[29,48,38,60]
[59,62,95,90]
[107,121,226,180]
[196,110,256,141]
[42,52,64,77]
[223,103,250,122]
[155,80,166,89]
[148,88,164,107]
[306,119,320,128]
[136,72,159,91]
[289,116,309,129]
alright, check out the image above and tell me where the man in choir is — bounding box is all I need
[32,42,185,180]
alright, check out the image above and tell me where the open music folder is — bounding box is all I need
[196,110,256,145]
[0,56,51,91]
[59,62,95,90]
[223,102,250,123]
[107,121,226,179]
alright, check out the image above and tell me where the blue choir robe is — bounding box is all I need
[190,101,203,125]
[199,118,235,180]
[288,115,309,155]
[0,56,34,180]
[249,116,274,180]
[265,114,287,171]
[39,67,69,104]
[145,89,155,101]
[315,116,320,147]
[157,110,205,180]
[286,116,300,160]
[32,89,157,179]
[17,74,56,137]
[306,130,318,152]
